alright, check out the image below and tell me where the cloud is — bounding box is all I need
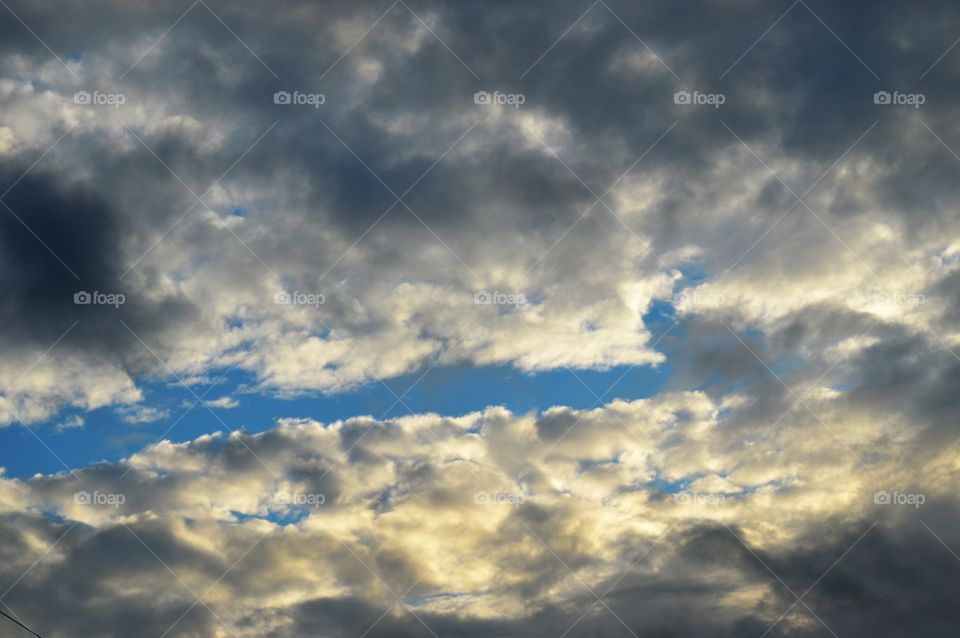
[1,0,958,423]
[54,414,84,432]
[203,396,239,409]
[114,405,169,425]
[0,389,957,637]
[2,0,960,635]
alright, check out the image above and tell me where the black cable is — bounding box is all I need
[0,608,42,638]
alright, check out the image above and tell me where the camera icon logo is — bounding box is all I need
[673,91,691,105]
[873,91,891,105]
[473,291,492,304]
[74,291,92,305]
[874,490,891,504]
[274,291,291,305]
[274,91,292,105]
[73,91,92,105]
[74,491,91,504]
[474,91,491,105]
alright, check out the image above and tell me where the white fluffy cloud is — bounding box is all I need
[1,389,947,636]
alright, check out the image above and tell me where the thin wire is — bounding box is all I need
[0,608,42,637]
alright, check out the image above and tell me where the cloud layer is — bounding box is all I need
[2,391,958,637]
[2,0,960,636]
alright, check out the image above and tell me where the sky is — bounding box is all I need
[1,0,960,636]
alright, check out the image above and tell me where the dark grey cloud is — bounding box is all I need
[0,167,197,365]
[7,508,958,638]
[0,515,216,638]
